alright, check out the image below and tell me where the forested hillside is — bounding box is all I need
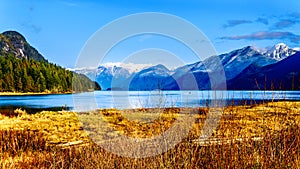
[0,54,98,93]
[0,30,100,93]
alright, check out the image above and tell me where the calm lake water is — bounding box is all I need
[0,90,300,112]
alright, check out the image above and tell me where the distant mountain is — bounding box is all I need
[227,51,300,90]
[160,45,279,90]
[96,65,132,90]
[0,31,46,62]
[175,46,278,81]
[263,43,297,61]
[129,64,177,90]
[76,63,151,90]
[77,43,299,91]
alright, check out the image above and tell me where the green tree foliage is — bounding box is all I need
[0,54,100,93]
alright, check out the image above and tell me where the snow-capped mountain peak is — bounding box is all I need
[72,43,300,91]
[264,43,297,61]
[137,64,171,77]
[98,62,152,74]
[275,43,288,49]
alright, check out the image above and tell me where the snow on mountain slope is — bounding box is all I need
[98,62,152,74]
[74,63,152,90]
[293,47,300,51]
[174,46,277,81]
[219,46,277,80]
[74,43,300,91]
[227,51,300,90]
[263,43,297,61]
[129,64,175,90]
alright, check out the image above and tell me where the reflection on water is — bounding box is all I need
[0,91,299,112]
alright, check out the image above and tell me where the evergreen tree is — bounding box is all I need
[0,54,100,93]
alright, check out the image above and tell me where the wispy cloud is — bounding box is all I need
[223,20,252,28]
[221,31,300,43]
[223,18,269,28]
[256,17,269,25]
[289,12,300,18]
[272,19,299,29]
[224,13,300,30]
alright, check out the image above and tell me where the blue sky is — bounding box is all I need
[1,0,300,68]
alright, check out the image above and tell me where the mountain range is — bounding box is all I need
[77,43,300,91]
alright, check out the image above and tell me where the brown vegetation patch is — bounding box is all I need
[0,101,300,168]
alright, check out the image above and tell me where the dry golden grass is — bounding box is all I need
[0,110,88,144]
[216,101,300,138]
[0,101,300,168]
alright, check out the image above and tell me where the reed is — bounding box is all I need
[0,101,299,168]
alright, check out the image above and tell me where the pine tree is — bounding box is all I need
[17,77,23,91]
[0,54,99,93]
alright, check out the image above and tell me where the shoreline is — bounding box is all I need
[0,99,299,111]
[0,92,73,96]
[0,90,100,96]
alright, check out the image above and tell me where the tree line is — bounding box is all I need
[0,54,99,93]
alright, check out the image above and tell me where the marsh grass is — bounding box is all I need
[0,101,300,168]
[0,129,47,155]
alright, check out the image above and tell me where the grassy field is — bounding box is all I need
[0,101,300,168]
